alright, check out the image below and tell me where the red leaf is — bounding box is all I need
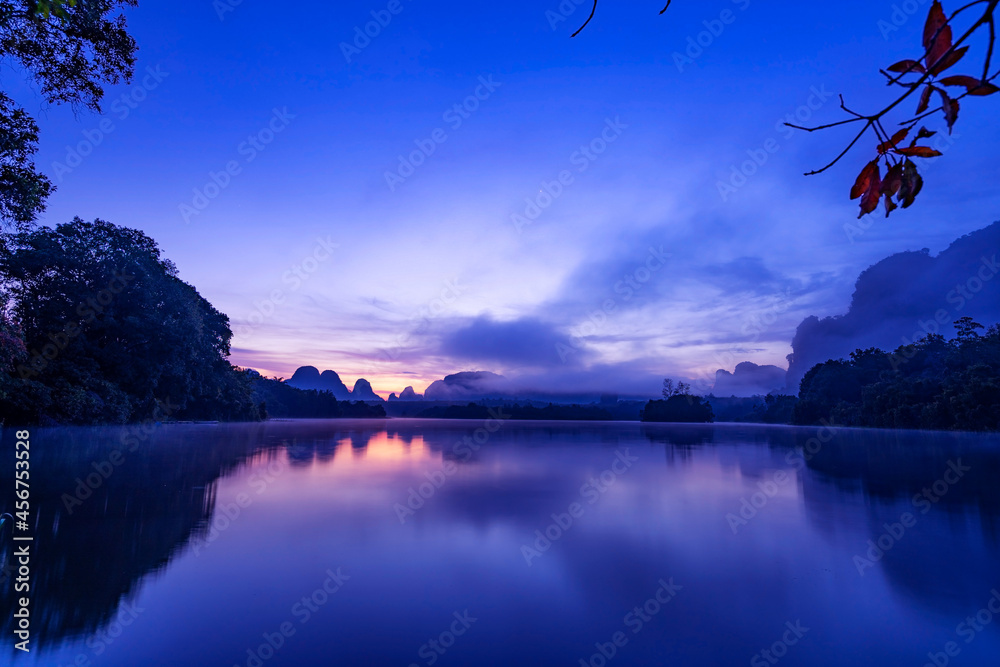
[923,1,956,72]
[898,159,924,208]
[851,160,879,200]
[969,82,1000,96]
[938,75,998,95]
[938,90,959,132]
[878,128,910,154]
[858,163,883,218]
[880,162,904,197]
[896,146,944,157]
[888,59,926,74]
[940,75,982,88]
[929,45,969,74]
[923,1,947,50]
[912,126,936,144]
[917,86,934,114]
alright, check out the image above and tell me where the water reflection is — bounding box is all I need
[1,421,998,665]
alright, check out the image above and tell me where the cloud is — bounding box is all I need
[697,256,802,297]
[420,358,679,402]
[711,361,788,397]
[786,221,1000,390]
[438,316,582,368]
[424,371,511,400]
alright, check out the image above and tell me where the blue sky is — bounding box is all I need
[20,0,1000,396]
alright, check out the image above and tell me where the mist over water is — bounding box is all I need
[3,421,999,666]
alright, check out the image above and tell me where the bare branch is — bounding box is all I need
[804,122,873,175]
[571,0,598,38]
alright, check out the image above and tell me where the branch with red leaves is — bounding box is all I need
[787,0,999,218]
[570,0,997,218]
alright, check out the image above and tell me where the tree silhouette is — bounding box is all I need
[0,0,138,230]
[661,377,691,398]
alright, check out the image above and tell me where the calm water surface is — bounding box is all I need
[2,420,999,666]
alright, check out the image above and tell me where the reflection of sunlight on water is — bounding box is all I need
[344,432,431,465]
[9,423,1000,666]
[266,430,440,478]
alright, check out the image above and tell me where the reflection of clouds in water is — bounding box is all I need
[4,421,1000,665]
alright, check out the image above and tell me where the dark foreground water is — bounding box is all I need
[2,420,999,666]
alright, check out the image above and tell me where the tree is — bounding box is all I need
[662,377,691,398]
[0,0,138,230]
[569,1,998,218]
[642,394,714,423]
[793,321,1000,430]
[0,217,257,424]
[955,316,984,339]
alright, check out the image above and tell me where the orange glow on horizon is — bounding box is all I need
[230,355,438,398]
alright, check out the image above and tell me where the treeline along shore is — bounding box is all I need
[2,220,998,430]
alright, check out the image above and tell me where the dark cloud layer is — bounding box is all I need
[712,362,787,397]
[786,221,1000,390]
[438,316,580,368]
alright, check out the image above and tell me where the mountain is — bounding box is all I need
[286,367,362,400]
[712,362,787,397]
[388,386,423,402]
[786,221,1000,390]
[424,371,510,400]
[351,378,384,402]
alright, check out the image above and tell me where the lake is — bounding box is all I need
[2,419,999,666]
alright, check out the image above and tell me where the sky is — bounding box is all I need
[17,0,1000,397]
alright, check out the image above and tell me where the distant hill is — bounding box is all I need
[351,378,382,402]
[388,386,423,401]
[711,362,786,397]
[287,367,383,402]
[424,371,509,400]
